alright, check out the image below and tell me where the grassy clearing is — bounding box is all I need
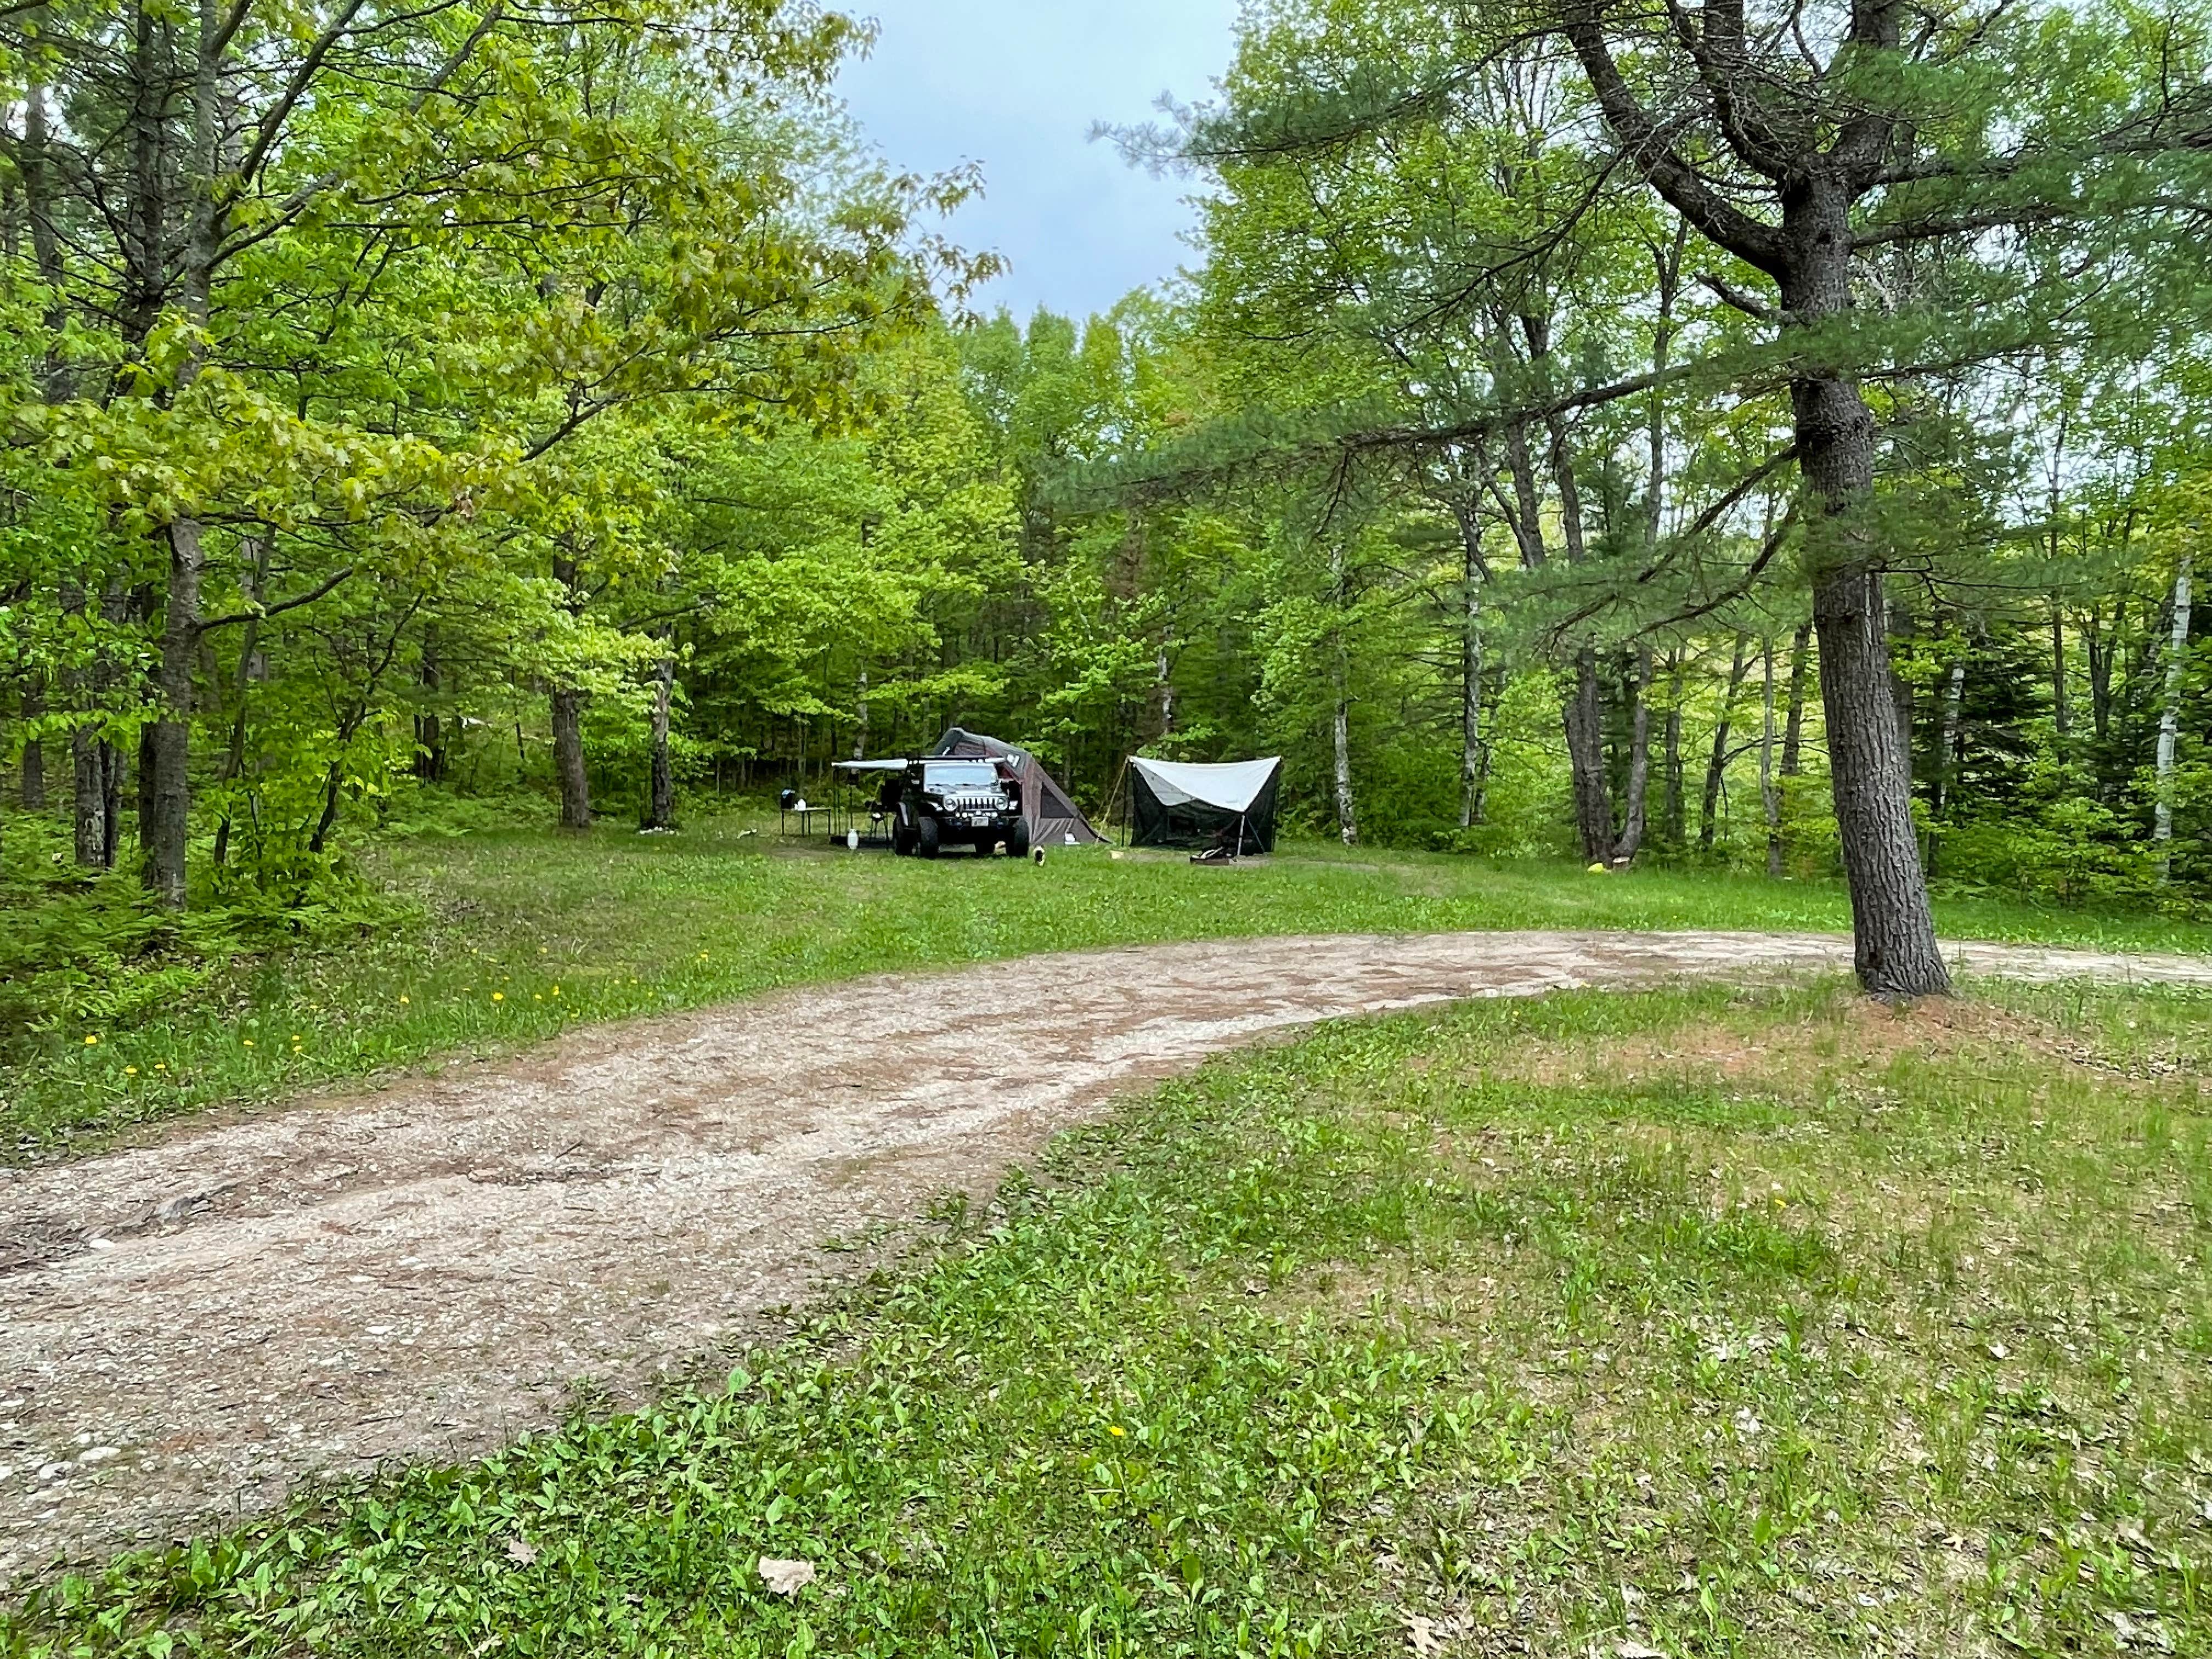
[8,806,2212,1161]
[10,976,2211,1656]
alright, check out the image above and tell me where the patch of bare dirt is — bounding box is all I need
[1488,989,2087,1091]
[2,928,2206,1584]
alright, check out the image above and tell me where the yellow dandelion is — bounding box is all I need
[154,1062,167,1071]
[83,1035,99,1047]
[125,1066,138,1076]
[243,1039,255,1047]
[399,995,410,1006]
[1108,1426,1125,1438]
[533,994,543,1002]
[551,986,561,997]
[493,992,505,1003]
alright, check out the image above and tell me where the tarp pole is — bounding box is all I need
[1106,757,1131,848]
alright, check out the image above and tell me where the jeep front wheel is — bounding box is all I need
[916,816,941,859]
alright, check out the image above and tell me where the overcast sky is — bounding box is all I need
[837,0,1242,324]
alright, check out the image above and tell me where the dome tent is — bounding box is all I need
[1125,756,1283,856]
[928,729,1104,848]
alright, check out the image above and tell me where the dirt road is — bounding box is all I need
[5,929,2208,1582]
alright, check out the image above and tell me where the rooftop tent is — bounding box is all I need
[1126,756,1284,855]
[928,729,1105,847]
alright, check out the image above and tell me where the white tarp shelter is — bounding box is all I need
[1126,756,1284,854]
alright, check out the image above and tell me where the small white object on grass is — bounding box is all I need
[758,1557,816,1597]
[847,830,860,851]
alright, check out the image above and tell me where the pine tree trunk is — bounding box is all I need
[1460,521,1484,830]
[2154,555,2194,882]
[1661,651,1685,847]
[1775,178,1950,995]
[552,687,591,831]
[2050,607,2070,741]
[1331,541,1357,847]
[1565,650,1613,862]
[1781,623,1812,777]
[1761,639,1783,877]
[2086,606,2114,746]
[1701,637,1750,855]
[1613,649,1655,863]
[643,651,675,831]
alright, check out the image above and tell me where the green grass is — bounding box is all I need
[10,977,2211,1656]
[8,805,2212,1160]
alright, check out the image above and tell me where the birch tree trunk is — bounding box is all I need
[2154,555,2194,883]
[1933,659,1967,821]
[1330,543,1357,847]
[1332,685,1357,848]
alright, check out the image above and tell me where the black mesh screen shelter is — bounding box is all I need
[928,729,1104,847]
[1126,757,1283,855]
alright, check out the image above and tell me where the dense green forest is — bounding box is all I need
[2,0,2209,996]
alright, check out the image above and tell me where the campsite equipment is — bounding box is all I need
[928,729,1104,848]
[1122,756,1283,856]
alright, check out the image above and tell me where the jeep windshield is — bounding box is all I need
[924,763,1001,789]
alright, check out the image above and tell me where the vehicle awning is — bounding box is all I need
[832,759,912,774]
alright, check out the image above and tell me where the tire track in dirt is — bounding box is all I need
[4,928,2208,1582]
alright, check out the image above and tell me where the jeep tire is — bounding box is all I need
[916,815,941,859]
[1007,823,1031,860]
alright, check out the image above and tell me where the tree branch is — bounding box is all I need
[1561,9,1792,275]
[195,564,358,633]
